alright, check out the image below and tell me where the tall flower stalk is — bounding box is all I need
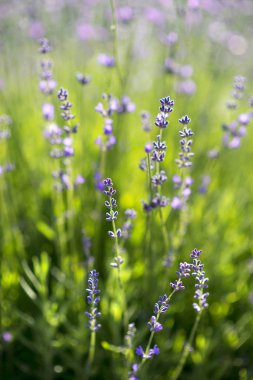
[103,177,128,328]
[109,0,123,86]
[85,270,101,366]
[165,116,194,266]
[172,248,209,380]
[129,248,209,380]
[141,97,174,274]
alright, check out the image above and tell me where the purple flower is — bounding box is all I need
[39,79,56,95]
[103,178,124,267]
[85,270,101,332]
[42,103,54,121]
[38,38,52,54]
[148,316,163,332]
[141,111,152,132]
[175,80,196,95]
[162,32,178,46]
[76,73,91,85]
[190,249,209,312]
[144,142,153,154]
[128,363,139,380]
[97,54,115,67]
[75,174,85,186]
[198,175,210,194]
[179,115,191,125]
[145,7,164,24]
[117,6,134,24]
[135,344,160,359]
[2,331,13,343]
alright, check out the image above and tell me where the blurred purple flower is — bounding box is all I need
[76,23,107,41]
[29,21,44,39]
[238,113,250,125]
[175,80,196,95]
[145,7,164,24]
[97,54,115,67]
[117,6,134,23]
[2,332,12,342]
[171,196,183,210]
[162,32,178,46]
[76,73,91,85]
[42,103,54,121]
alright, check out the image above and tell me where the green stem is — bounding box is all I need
[147,152,152,198]
[138,290,176,371]
[111,215,128,329]
[109,0,123,86]
[157,129,170,255]
[171,311,202,380]
[88,331,96,366]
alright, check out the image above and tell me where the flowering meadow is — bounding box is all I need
[1,1,253,379]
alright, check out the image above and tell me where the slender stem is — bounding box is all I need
[111,218,123,290]
[111,214,128,329]
[147,153,152,198]
[138,290,176,371]
[109,0,123,86]
[157,129,170,255]
[88,331,96,366]
[171,311,202,380]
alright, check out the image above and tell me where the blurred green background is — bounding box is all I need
[0,0,253,379]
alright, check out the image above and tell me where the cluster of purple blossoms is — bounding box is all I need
[140,111,152,132]
[223,76,252,149]
[2,331,13,343]
[38,40,84,190]
[95,94,135,191]
[46,88,84,190]
[38,38,56,97]
[38,38,56,123]
[103,178,123,268]
[190,248,209,312]
[147,294,170,334]
[141,96,174,212]
[161,31,178,46]
[121,209,137,241]
[97,54,115,68]
[95,94,136,152]
[128,363,139,380]
[170,248,209,311]
[135,344,160,359]
[95,94,117,152]
[0,115,15,176]
[170,261,191,291]
[130,248,208,379]
[171,115,194,210]
[198,175,211,194]
[116,6,134,24]
[164,57,196,95]
[85,270,101,332]
[171,174,193,210]
[76,72,91,86]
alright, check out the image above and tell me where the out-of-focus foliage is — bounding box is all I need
[0,0,253,379]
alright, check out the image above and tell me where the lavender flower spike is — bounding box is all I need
[85,270,101,331]
[190,248,209,312]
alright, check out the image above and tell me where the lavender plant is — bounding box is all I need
[103,178,123,270]
[164,116,195,266]
[141,97,174,268]
[0,115,15,176]
[85,269,101,365]
[222,76,252,149]
[129,248,209,380]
